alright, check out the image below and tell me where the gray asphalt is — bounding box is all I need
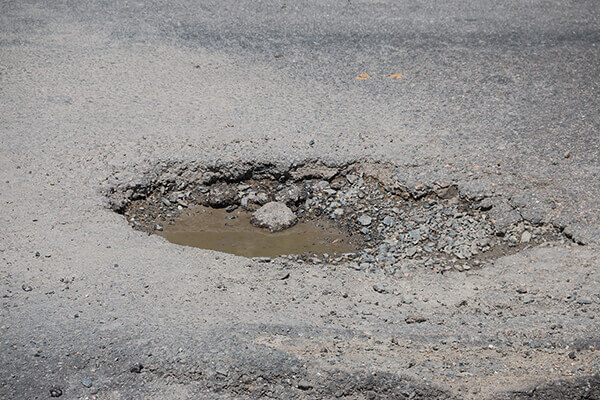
[1,0,599,399]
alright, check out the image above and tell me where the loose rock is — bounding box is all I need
[251,202,297,232]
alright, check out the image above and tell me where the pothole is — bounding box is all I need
[106,161,564,270]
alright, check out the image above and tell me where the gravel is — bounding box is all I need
[122,166,563,271]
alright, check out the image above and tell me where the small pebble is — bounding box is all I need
[383,216,395,226]
[358,216,372,226]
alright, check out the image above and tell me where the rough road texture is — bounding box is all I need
[1,0,599,399]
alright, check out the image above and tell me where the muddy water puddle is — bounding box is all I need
[159,206,359,258]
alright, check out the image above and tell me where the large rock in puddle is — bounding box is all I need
[251,201,297,232]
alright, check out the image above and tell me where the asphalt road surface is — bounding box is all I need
[1,1,599,399]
